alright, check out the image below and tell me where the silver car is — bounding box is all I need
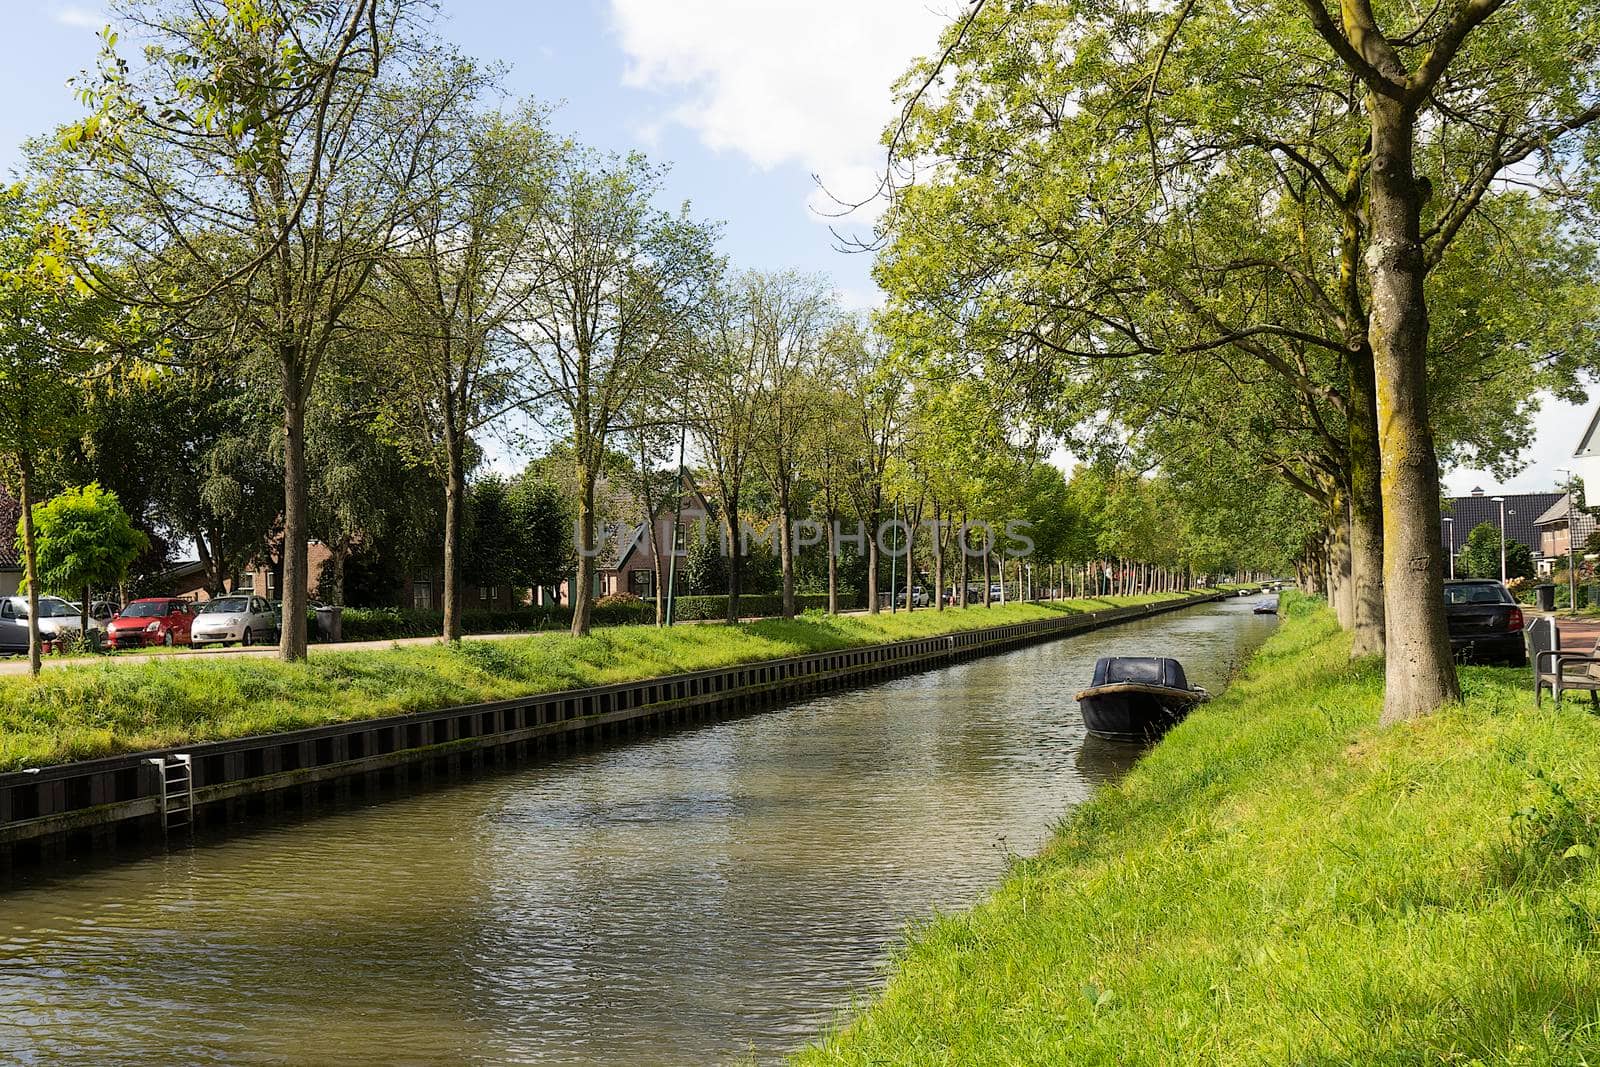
[2,595,94,637]
[190,595,281,647]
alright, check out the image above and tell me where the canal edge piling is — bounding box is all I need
[0,592,1246,867]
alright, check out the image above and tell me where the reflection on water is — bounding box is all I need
[0,599,1275,1065]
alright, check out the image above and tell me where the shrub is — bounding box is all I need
[671,592,844,620]
[338,606,577,642]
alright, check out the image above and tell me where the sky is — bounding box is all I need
[1,0,1590,496]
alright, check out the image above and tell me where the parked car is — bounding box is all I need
[106,598,195,650]
[85,600,119,629]
[5,595,97,639]
[895,587,930,608]
[0,595,102,655]
[190,595,280,647]
[0,598,29,655]
[64,600,116,632]
[1443,579,1525,665]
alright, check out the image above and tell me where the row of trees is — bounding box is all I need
[1,0,1291,674]
[874,0,1600,721]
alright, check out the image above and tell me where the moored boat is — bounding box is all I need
[1075,656,1209,742]
[1253,598,1278,614]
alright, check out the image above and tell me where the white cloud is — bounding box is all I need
[607,0,956,223]
[52,4,105,29]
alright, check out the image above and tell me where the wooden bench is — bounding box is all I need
[1530,616,1600,707]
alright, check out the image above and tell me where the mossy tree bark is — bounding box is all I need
[1367,95,1459,720]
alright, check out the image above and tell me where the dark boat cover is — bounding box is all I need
[1088,657,1191,691]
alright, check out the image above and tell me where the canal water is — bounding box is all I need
[0,599,1276,1065]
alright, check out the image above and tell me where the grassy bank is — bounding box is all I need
[0,593,1191,772]
[799,595,1600,1065]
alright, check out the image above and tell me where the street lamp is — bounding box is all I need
[1444,517,1455,579]
[1491,496,1507,583]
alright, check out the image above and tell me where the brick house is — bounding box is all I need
[0,489,19,598]
[556,480,712,603]
[1533,493,1599,575]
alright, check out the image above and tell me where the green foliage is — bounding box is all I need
[1456,522,1535,582]
[338,602,652,642]
[799,597,1600,1063]
[670,592,843,621]
[24,483,147,596]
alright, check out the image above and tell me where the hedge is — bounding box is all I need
[670,592,846,620]
[337,601,653,642]
[336,593,855,640]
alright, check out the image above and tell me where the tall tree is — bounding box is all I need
[68,0,452,660]
[0,182,120,675]
[1289,0,1600,719]
[520,147,718,635]
[370,92,555,639]
[683,274,764,623]
[749,272,833,618]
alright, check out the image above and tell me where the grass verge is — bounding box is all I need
[0,593,1190,772]
[797,593,1600,1065]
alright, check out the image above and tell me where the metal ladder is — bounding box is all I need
[147,754,193,833]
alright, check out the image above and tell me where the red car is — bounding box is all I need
[106,598,195,650]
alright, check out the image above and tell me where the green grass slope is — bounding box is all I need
[0,594,1186,772]
[799,595,1600,1065]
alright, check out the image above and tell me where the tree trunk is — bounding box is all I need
[571,465,597,637]
[866,516,880,615]
[933,505,945,612]
[1348,343,1387,658]
[724,492,741,624]
[280,386,310,661]
[903,510,915,613]
[18,450,40,676]
[1329,493,1354,629]
[1369,97,1460,722]
[778,483,795,619]
[983,551,992,607]
[652,525,666,626]
[442,433,465,642]
[826,508,839,614]
[959,517,970,608]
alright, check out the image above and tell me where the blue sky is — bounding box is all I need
[0,1,943,307]
[2,0,1588,494]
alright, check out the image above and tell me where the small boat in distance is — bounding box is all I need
[1253,598,1278,615]
[1075,657,1210,742]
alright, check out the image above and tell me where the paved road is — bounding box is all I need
[1557,615,1600,651]
[0,630,544,676]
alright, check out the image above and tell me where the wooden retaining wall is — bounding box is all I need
[0,593,1232,866]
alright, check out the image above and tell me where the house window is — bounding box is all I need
[630,570,653,598]
[235,572,255,593]
[413,579,433,611]
[266,572,277,597]
[480,585,491,602]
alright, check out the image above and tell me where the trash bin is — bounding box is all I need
[314,604,343,643]
[1535,584,1556,612]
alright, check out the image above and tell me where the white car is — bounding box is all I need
[1,595,94,638]
[190,595,281,647]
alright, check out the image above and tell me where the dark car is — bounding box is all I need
[1443,579,1525,665]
